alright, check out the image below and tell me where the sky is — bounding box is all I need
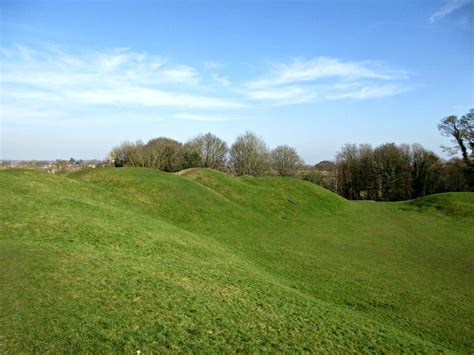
[0,0,473,163]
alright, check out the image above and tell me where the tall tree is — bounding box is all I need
[145,137,183,172]
[109,141,146,167]
[374,143,411,201]
[410,144,442,198]
[438,109,474,189]
[438,112,472,164]
[186,133,228,169]
[441,158,469,192]
[336,144,361,200]
[460,110,474,160]
[358,144,377,199]
[181,143,202,169]
[229,131,270,176]
[271,145,304,177]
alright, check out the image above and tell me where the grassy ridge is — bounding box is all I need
[1,168,473,352]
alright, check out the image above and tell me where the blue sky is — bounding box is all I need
[1,0,473,163]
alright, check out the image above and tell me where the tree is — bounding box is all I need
[313,160,338,192]
[357,144,378,199]
[333,141,464,200]
[461,110,474,160]
[109,141,145,167]
[229,131,270,176]
[441,158,469,192]
[109,143,126,167]
[145,137,183,172]
[271,145,304,176]
[438,109,474,189]
[109,138,183,171]
[181,143,202,169]
[336,143,362,200]
[410,144,442,198]
[374,143,412,201]
[301,169,324,185]
[186,133,228,169]
[438,111,473,164]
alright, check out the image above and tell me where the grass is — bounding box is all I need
[1,167,473,352]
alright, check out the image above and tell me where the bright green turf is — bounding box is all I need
[1,168,473,352]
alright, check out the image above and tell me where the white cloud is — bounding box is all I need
[159,65,200,85]
[247,57,408,89]
[0,45,413,125]
[246,86,318,105]
[244,57,410,104]
[0,45,244,112]
[326,84,408,100]
[430,0,474,22]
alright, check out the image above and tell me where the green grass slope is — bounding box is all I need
[1,168,473,352]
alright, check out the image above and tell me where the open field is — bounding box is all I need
[1,168,473,352]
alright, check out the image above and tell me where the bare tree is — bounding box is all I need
[438,109,474,189]
[336,143,425,201]
[374,143,412,201]
[336,143,361,199]
[441,158,470,192]
[186,133,228,169]
[271,145,304,176]
[229,131,270,176]
[109,141,145,167]
[438,110,473,165]
[460,109,474,160]
[145,137,183,172]
[410,144,442,198]
[109,143,127,167]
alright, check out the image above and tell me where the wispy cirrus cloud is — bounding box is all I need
[246,86,319,105]
[248,57,408,88]
[326,84,409,100]
[0,44,414,128]
[430,0,474,23]
[0,45,244,113]
[244,57,411,105]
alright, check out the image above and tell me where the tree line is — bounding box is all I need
[109,131,304,177]
[109,109,473,200]
[332,142,463,201]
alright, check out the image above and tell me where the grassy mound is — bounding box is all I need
[406,192,474,217]
[1,168,473,352]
